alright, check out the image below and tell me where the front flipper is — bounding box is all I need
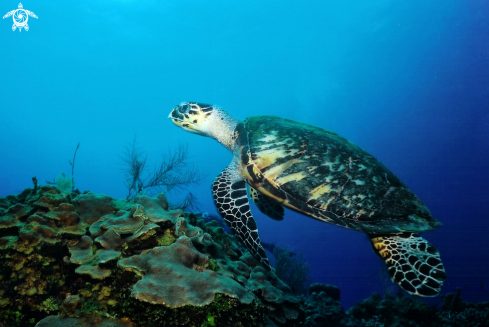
[249,186,284,221]
[212,160,271,270]
[370,232,446,297]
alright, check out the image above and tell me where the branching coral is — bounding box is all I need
[55,173,73,194]
[121,139,205,207]
[273,244,312,295]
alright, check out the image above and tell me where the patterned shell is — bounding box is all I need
[235,116,441,234]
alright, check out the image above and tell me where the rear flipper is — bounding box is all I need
[249,185,284,221]
[369,232,446,297]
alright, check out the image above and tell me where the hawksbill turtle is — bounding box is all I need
[169,102,446,297]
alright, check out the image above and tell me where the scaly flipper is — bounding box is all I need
[212,159,271,269]
[249,185,284,221]
[370,232,446,296]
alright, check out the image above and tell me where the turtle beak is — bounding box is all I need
[168,112,180,124]
[168,104,185,126]
[168,102,209,136]
[169,114,184,127]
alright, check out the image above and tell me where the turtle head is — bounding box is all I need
[168,102,216,136]
[169,102,239,150]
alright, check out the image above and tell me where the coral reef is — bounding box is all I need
[302,284,344,327]
[342,290,489,327]
[1,185,488,327]
[273,244,312,295]
[0,186,303,326]
[121,140,204,208]
[346,292,438,326]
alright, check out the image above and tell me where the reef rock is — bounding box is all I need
[0,185,305,326]
[4,184,486,327]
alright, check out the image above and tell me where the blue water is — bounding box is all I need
[1,0,488,309]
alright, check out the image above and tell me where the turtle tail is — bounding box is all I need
[369,232,446,297]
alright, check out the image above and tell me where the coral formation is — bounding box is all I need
[346,292,438,326]
[273,244,312,295]
[1,185,488,327]
[37,313,135,327]
[55,173,73,194]
[68,236,121,279]
[118,236,254,308]
[0,186,303,326]
[303,284,344,327]
[341,289,489,327]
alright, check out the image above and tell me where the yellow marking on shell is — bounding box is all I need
[275,138,292,145]
[275,172,307,185]
[259,133,278,143]
[252,165,263,180]
[256,138,293,150]
[252,183,334,224]
[320,194,337,210]
[253,148,287,168]
[253,141,303,170]
[308,183,334,201]
[263,158,303,181]
[355,209,367,219]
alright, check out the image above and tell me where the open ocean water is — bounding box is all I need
[1,0,488,314]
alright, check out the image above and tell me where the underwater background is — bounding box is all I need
[1,0,488,312]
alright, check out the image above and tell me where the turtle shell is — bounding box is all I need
[235,116,441,234]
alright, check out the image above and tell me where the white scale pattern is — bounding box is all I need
[211,159,270,269]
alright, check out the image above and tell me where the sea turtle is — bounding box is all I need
[3,3,37,32]
[169,102,446,297]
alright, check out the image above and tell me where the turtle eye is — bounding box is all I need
[178,103,190,114]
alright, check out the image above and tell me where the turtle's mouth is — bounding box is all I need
[169,102,193,123]
[168,110,200,134]
[168,114,187,128]
[168,102,211,136]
